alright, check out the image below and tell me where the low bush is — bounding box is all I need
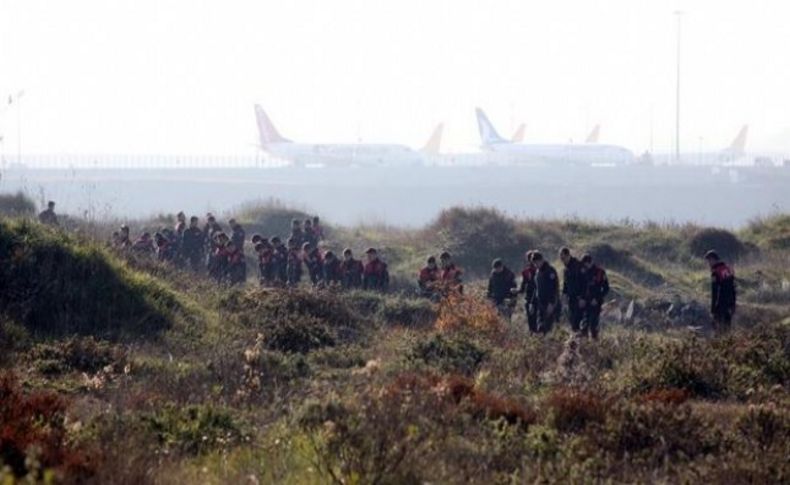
[409,333,488,375]
[379,296,436,327]
[29,336,127,375]
[435,293,503,335]
[546,388,608,433]
[0,372,93,480]
[141,403,248,456]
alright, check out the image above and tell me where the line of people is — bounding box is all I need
[418,247,610,339]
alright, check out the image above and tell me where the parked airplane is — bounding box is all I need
[475,108,635,165]
[255,105,441,167]
[653,125,750,165]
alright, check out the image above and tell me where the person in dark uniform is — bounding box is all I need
[38,201,59,226]
[302,242,323,285]
[520,251,539,333]
[229,219,246,254]
[560,247,585,332]
[290,219,304,247]
[705,250,736,331]
[580,254,610,339]
[271,237,288,286]
[439,251,463,295]
[487,258,517,318]
[286,238,303,287]
[531,251,560,334]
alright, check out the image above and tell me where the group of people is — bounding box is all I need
[418,247,611,338]
[48,201,734,336]
[109,212,393,291]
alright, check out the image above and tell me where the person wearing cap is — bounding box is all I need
[363,248,389,292]
[519,250,539,333]
[38,201,59,226]
[580,254,610,339]
[418,256,441,299]
[531,251,560,333]
[439,251,463,294]
[181,216,205,271]
[271,237,288,285]
[302,242,324,285]
[560,247,585,333]
[340,248,364,289]
[704,250,736,331]
[487,258,518,318]
[322,250,342,287]
[286,237,304,286]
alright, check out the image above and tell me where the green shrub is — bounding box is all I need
[29,336,127,375]
[409,333,488,375]
[141,403,247,455]
[379,296,436,327]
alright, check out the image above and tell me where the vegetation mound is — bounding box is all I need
[428,207,534,275]
[233,199,316,240]
[0,192,36,218]
[0,219,183,337]
[743,214,790,250]
[687,227,747,259]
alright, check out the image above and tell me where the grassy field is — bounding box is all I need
[1,196,788,484]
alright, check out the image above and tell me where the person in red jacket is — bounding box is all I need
[302,242,324,286]
[363,248,389,292]
[439,251,463,294]
[418,256,441,299]
[580,254,610,339]
[322,250,342,287]
[705,250,736,331]
[340,248,364,289]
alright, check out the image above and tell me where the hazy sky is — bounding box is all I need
[1,0,789,155]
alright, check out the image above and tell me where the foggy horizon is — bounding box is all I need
[2,0,790,157]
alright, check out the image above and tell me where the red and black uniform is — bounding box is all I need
[562,257,585,332]
[340,258,364,289]
[156,239,176,262]
[227,245,247,286]
[271,245,288,285]
[231,226,246,253]
[711,261,736,327]
[303,248,324,285]
[258,247,275,285]
[534,262,560,333]
[323,258,342,285]
[520,265,538,332]
[582,264,610,339]
[286,248,303,286]
[440,264,464,294]
[363,259,390,292]
[132,237,155,254]
[418,266,440,297]
[210,244,231,283]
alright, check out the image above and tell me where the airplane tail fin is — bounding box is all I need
[511,123,526,143]
[726,125,748,156]
[475,107,507,145]
[254,105,291,145]
[585,124,600,143]
[421,123,444,155]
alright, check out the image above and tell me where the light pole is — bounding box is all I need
[674,11,683,164]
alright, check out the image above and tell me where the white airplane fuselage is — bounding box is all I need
[482,142,635,165]
[263,142,425,167]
